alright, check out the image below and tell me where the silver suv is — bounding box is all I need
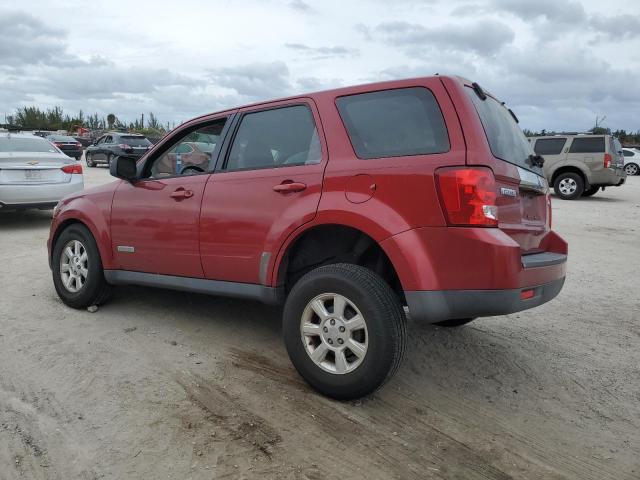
[529,134,626,199]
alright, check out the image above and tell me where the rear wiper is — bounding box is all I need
[528,154,544,168]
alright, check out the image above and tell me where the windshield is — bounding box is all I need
[120,136,151,147]
[0,136,59,153]
[466,88,542,175]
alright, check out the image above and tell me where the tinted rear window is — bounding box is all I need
[534,138,566,155]
[336,87,449,159]
[466,88,540,174]
[0,137,58,153]
[119,136,151,146]
[569,137,604,153]
[47,135,77,142]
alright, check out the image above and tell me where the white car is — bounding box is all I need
[0,132,84,210]
[622,148,640,176]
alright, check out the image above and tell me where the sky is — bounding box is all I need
[0,0,639,132]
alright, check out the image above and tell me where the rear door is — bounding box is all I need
[565,136,605,173]
[463,86,548,253]
[532,137,568,179]
[199,99,326,284]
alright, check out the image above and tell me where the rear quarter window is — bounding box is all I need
[568,137,605,153]
[336,87,450,159]
[534,138,566,155]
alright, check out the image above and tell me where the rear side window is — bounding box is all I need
[623,149,634,157]
[225,105,321,171]
[569,137,604,153]
[534,138,566,155]
[336,87,449,159]
[466,88,540,174]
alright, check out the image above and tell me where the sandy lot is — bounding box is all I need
[1,162,639,480]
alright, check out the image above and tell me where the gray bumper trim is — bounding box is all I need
[521,252,567,269]
[405,277,565,323]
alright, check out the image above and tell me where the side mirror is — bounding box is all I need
[110,155,138,182]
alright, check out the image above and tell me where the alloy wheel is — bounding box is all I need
[59,240,89,293]
[625,164,638,176]
[558,178,577,196]
[300,293,368,374]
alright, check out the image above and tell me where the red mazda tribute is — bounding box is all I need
[48,76,567,399]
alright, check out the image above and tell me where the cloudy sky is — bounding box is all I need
[1,0,639,132]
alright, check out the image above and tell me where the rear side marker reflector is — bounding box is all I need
[520,289,535,300]
[435,167,498,227]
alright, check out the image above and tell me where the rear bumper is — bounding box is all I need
[589,168,626,187]
[0,176,84,209]
[405,277,565,323]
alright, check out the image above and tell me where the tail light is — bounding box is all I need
[76,142,82,147]
[604,153,612,168]
[61,164,83,174]
[547,195,553,228]
[118,144,133,151]
[435,167,498,227]
[54,142,63,147]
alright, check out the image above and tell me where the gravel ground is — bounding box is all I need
[1,161,639,479]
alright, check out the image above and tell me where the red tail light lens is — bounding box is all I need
[435,167,498,227]
[76,142,82,147]
[61,164,83,174]
[604,153,612,168]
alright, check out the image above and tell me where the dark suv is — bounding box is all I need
[48,76,568,399]
[84,132,152,167]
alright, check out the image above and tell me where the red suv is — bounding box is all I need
[48,76,567,399]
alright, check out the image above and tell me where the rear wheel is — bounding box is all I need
[554,172,584,200]
[107,153,113,167]
[85,153,94,167]
[582,186,600,197]
[625,163,639,176]
[283,263,407,400]
[435,318,476,327]
[52,224,112,309]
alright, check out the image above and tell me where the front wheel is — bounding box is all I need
[283,263,407,400]
[554,172,584,200]
[52,224,112,309]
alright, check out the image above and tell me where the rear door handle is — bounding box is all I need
[273,181,307,193]
[170,188,194,200]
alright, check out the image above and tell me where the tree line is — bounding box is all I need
[4,106,171,136]
[523,127,640,146]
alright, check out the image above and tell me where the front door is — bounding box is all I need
[200,100,326,284]
[110,117,230,277]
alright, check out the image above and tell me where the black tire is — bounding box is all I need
[85,153,94,167]
[107,154,113,167]
[52,223,112,309]
[283,263,407,400]
[582,186,600,197]
[625,163,639,176]
[553,172,584,200]
[434,318,476,327]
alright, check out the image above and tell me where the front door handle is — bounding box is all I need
[170,188,194,200]
[273,181,307,193]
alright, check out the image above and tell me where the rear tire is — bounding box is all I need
[582,186,600,197]
[625,163,639,176]
[52,224,112,309]
[107,154,113,167]
[85,153,94,167]
[283,263,407,400]
[434,318,476,327]
[554,172,584,200]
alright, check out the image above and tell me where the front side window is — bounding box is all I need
[147,118,227,178]
[225,105,321,171]
[569,137,605,153]
[336,87,449,159]
[534,138,566,155]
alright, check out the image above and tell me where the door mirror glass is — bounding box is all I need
[110,155,138,182]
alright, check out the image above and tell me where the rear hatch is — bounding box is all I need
[465,85,549,254]
[610,137,625,170]
[0,152,74,184]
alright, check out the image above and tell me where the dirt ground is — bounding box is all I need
[1,162,639,480]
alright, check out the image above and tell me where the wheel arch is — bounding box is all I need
[273,223,405,302]
[550,164,590,187]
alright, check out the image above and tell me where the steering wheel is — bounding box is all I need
[180,165,205,175]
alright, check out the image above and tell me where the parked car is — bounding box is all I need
[45,134,83,160]
[529,134,626,199]
[622,148,640,176]
[48,76,568,399]
[84,132,152,167]
[0,132,83,210]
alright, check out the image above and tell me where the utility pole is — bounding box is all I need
[141,113,144,129]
